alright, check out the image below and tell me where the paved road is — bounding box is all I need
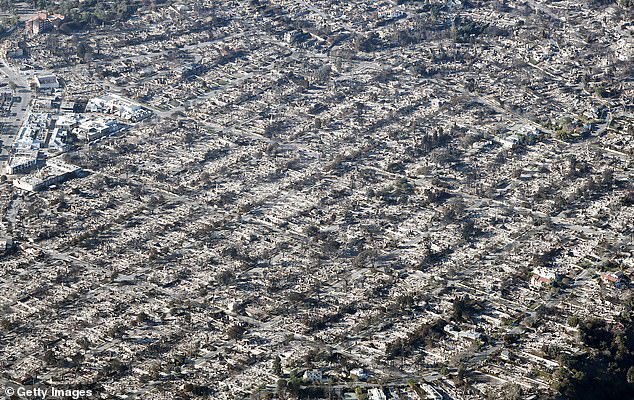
[0,56,34,163]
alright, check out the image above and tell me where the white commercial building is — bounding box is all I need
[86,94,152,122]
[35,74,60,91]
[4,152,38,175]
[368,388,387,400]
[13,161,80,192]
[74,118,121,142]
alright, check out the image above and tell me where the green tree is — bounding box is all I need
[276,378,287,397]
[272,355,282,376]
[355,386,366,400]
[627,366,634,384]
